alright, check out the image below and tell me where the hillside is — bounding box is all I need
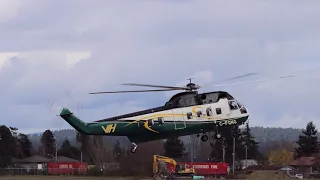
[27,126,308,153]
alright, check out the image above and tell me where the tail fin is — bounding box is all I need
[59,107,90,134]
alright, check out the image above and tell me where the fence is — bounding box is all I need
[0,167,127,177]
[0,167,153,177]
[0,167,92,176]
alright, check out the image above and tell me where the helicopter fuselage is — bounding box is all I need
[59,91,249,147]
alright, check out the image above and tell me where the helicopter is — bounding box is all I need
[59,74,293,153]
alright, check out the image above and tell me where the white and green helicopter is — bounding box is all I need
[59,74,293,153]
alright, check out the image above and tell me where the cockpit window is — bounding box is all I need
[237,101,243,108]
[229,101,238,110]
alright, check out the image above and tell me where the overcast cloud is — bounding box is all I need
[1,0,320,133]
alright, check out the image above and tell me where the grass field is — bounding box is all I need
[0,176,153,180]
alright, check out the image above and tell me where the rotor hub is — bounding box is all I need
[185,83,200,91]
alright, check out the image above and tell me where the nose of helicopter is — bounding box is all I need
[240,105,248,114]
[237,101,248,115]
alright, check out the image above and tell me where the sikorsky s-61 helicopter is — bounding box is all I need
[59,74,293,153]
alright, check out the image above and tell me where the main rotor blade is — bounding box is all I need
[222,72,260,82]
[122,83,187,90]
[200,75,294,88]
[89,88,181,94]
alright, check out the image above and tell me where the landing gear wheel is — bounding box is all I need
[201,135,208,142]
[131,142,137,153]
[215,133,222,139]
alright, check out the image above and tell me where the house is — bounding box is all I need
[11,155,50,174]
[12,155,50,169]
[289,156,320,178]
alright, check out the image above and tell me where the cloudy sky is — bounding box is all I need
[1,0,320,134]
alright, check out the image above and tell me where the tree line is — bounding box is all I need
[0,121,318,176]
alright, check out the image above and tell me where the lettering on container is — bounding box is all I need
[59,164,68,168]
[211,165,218,169]
[193,165,209,169]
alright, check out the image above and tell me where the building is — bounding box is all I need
[11,155,50,175]
[12,155,50,170]
[290,156,320,178]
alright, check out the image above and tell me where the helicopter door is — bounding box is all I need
[171,109,186,130]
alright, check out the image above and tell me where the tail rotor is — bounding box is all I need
[46,91,84,129]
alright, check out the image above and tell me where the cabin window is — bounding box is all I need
[216,108,221,115]
[158,117,164,124]
[187,112,193,119]
[206,108,213,116]
[200,94,206,100]
[138,121,144,127]
[197,111,202,117]
[229,101,238,110]
[148,119,154,126]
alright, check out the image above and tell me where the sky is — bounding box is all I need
[1,0,320,134]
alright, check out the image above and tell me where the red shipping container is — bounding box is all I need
[47,162,88,175]
[177,162,228,176]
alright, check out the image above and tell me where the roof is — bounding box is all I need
[49,156,78,162]
[290,157,320,166]
[13,155,50,163]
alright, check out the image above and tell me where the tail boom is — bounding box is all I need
[59,108,90,134]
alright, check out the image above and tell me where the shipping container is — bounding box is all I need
[47,162,88,175]
[177,162,228,177]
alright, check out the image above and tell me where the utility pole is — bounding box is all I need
[55,143,58,162]
[80,151,83,162]
[232,136,235,174]
[190,135,194,166]
[222,138,226,162]
[245,145,248,169]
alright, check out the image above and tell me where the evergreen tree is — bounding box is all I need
[163,136,186,159]
[294,121,320,158]
[0,125,16,167]
[58,139,80,160]
[9,127,21,158]
[40,129,56,157]
[18,133,32,158]
[242,122,260,159]
[61,139,71,149]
